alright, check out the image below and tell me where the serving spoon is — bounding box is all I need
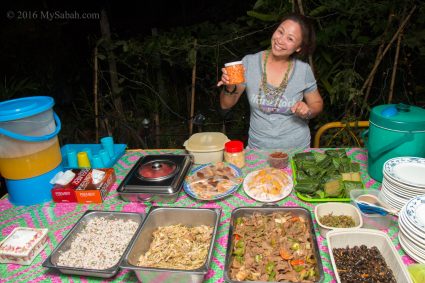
[355,194,398,216]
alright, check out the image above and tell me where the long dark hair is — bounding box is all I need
[278,13,316,57]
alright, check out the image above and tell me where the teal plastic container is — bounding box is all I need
[365,103,425,182]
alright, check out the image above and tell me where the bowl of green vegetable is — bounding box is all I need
[314,202,363,237]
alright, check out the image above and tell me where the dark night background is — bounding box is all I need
[1,0,255,104]
[0,0,256,196]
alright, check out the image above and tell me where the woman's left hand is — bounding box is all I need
[291,101,312,119]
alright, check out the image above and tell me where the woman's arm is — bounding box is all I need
[219,84,245,109]
[291,89,323,119]
[217,67,246,109]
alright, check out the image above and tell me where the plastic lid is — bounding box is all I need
[370,103,425,131]
[225,140,244,153]
[0,96,54,122]
[184,132,229,152]
[225,61,243,67]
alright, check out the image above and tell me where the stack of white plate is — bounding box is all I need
[380,157,425,211]
[398,195,425,263]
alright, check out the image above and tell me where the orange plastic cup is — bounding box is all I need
[225,61,245,84]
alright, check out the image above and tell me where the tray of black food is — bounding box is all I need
[326,229,412,283]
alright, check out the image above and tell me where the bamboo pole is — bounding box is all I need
[93,47,99,142]
[360,5,416,100]
[295,0,314,71]
[189,39,197,135]
[364,12,395,105]
[388,33,402,104]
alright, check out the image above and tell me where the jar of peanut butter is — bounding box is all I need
[224,140,245,168]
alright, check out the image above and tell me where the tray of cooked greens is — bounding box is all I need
[292,149,364,202]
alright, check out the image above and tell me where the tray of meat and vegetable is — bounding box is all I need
[224,206,324,283]
[292,149,364,202]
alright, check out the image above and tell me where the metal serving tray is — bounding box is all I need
[224,206,324,283]
[120,206,221,283]
[43,210,145,278]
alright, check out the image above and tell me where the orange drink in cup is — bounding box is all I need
[225,61,245,84]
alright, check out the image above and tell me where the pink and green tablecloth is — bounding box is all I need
[0,148,415,282]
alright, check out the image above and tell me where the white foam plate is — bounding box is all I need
[243,169,293,203]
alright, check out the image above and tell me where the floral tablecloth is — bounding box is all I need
[0,148,415,283]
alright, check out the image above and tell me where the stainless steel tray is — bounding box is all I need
[43,210,145,278]
[120,206,221,283]
[224,206,324,283]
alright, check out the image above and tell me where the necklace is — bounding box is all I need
[257,50,293,113]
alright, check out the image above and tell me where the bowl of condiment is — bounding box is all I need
[314,203,363,237]
[268,151,289,169]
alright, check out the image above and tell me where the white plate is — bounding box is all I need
[183,162,242,201]
[384,173,425,193]
[384,157,425,188]
[383,178,425,198]
[399,229,425,252]
[399,214,425,246]
[243,168,293,203]
[405,195,425,230]
[399,234,425,264]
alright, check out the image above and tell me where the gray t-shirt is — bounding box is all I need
[242,51,318,149]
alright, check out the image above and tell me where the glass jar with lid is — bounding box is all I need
[224,140,245,168]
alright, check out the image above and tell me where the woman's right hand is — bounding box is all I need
[217,67,231,87]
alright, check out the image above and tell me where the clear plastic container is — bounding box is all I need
[268,151,289,169]
[350,189,395,230]
[408,264,425,283]
[224,140,245,168]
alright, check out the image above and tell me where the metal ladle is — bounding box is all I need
[356,194,399,216]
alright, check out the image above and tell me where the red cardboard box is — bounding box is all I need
[51,169,90,203]
[52,168,116,204]
[74,168,116,204]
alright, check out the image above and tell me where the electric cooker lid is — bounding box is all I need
[137,159,178,181]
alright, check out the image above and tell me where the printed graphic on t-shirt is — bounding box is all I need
[257,93,295,114]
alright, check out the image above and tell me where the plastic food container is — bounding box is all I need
[224,140,245,168]
[183,132,229,164]
[224,61,245,85]
[120,206,221,283]
[408,264,425,283]
[327,229,413,283]
[268,150,289,169]
[314,202,363,237]
[350,189,395,230]
[0,227,48,265]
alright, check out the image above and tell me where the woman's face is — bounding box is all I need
[271,19,303,58]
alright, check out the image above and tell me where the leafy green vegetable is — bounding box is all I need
[324,178,344,197]
[293,149,364,199]
[343,181,363,196]
[294,179,320,194]
[312,151,327,163]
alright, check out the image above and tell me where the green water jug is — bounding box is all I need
[364,103,425,182]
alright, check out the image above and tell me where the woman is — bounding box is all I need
[218,13,323,149]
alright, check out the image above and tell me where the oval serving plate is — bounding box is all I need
[183,162,242,201]
[243,167,293,202]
